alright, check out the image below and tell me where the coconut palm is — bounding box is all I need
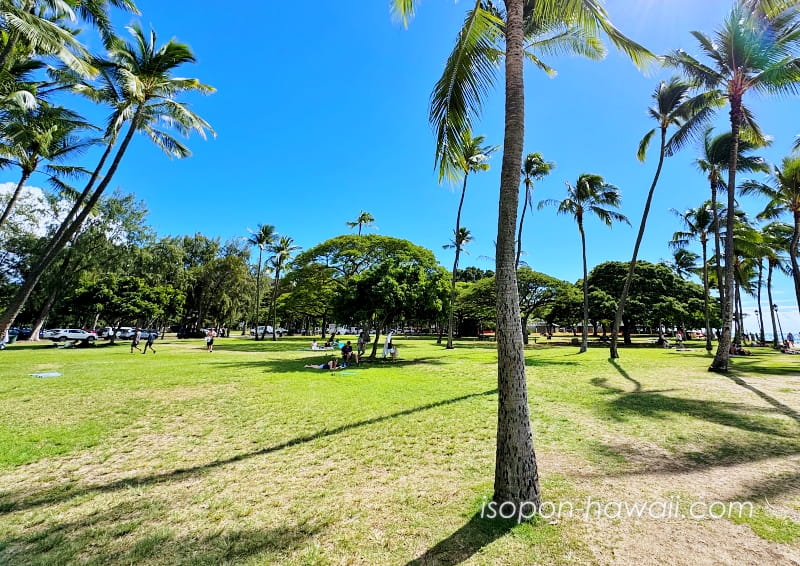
[516,152,553,268]
[443,226,473,348]
[664,3,800,371]
[268,235,301,341]
[540,174,629,353]
[0,24,215,337]
[762,222,793,347]
[742,155,800,316]
[246,224,276,340]
[0,104,94,229]
[668,248,700,280]
[671,203,716,351]
[609,77,717,358]
[346,211,376,236]
[392,0,651,509]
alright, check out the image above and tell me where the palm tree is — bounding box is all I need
[742,155,800,315]
[516,152,553,268]
[762,221,792,347]
[246,224,276,340]
[443,226,473,348]
[671,203,716,351]
[694,128,769,312]
[668,248,700,280]
[0,24,215,337]
[346,211,376,236]
[268,235,301,341]
[0,104,94,229]
[392,0,651,510]
[664,3,800,371]
[610,77,716,359]
[540,174,629,353]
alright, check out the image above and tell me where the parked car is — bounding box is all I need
[115,327,136,339]
[250,325,273,337]
[9,327,33,340]
[50,328,97,342]
[41,329,61,339]
[141,329,159,340]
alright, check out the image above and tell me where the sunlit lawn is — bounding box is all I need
[0,335,798,565]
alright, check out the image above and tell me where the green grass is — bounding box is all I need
[0,336,798,564]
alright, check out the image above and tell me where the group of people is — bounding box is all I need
[305,333,400,370]
[130,328,156,354]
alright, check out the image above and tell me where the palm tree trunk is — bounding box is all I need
[710,100,742,372]
[447,246,460,349]
[790,211,800,315]
[254,248,262,340]
[579,223,589,353]
[734,281,743,344]
[711,183,725,309]
[757,260,765,344]
[0,169,33,230]
[271,266,282,341]
[0,107,142,337]
[493,0,539,510]
[767,263,779,348]
[610,129,666,359]
[702,238,713,351]
[515,184,529,269]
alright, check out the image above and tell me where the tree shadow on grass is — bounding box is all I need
[723,374,800,426]
[404,513,517,566]
[0,389,497,514]
[0,496,321,565]
[726,353,800,377]
[209,355,451,375]
[607,359,641,392]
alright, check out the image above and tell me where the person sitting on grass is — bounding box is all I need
[341,340,359,364]
[387,342,398,361]
[730,343,751,356]
[304,358,339,370]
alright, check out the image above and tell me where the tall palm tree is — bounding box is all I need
[762,221,792,347]
[0,104,94,229]
[345,211,376,236]
[268,235,301,341]
[516,152,553,268]
[694,128,769,312]
[540,174,629,353]
[246,224,276,340]
[742,155,800,314]
[609,77,716,359]
[392,0,651,510]
[664,2,800,371]
[668,248,700,280]
[0,24,215,337]
[671,203,716,351]
[443,226,473,348]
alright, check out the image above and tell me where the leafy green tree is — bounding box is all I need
[540,173,628,353]
[0,23,215,338]
[664,3,800,371]
[609,77,715,359]
[246,224,276,339]
[516,152,553,268]
[346,211,376,236]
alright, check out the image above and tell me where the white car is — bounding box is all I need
[50,328,97,342]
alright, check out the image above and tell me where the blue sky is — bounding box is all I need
[6,1,800,333]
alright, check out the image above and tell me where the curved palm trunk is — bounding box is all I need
[701,237,713,351]
[610,129,666,358]
[757,260,765,344]
[767,262,779,348]
[710,100,742,372]
[493,0,539,510]
[734,280,743,344]
[710,183,725,310]
[0,107,142,337]
[271,266,282,341]
[447,173,470,349]
[789,211,800,314]
[254,248,263,340]
[0,169,33,230]
[515,182,530,269]
[579,222,589,353]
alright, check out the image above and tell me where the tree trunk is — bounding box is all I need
[493,0,540,510]
[710,182,725,313]
[610,129,667,358]
[710,99,742,372]
[271,266,281,341]
[0,169,33,230]
[515,181,529,269]
[254,247,262,340]
[701,238,713,351]
[29,287,59,342]
[767,263,779,348]
[447,174,469,350]
[0,107,141,338]
[579,223,588,353]
[790,211,800,316]
[757,260,765,344]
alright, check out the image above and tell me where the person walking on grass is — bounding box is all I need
[142,331,156,354]
[130,328,142,353]
[205,328,216,352]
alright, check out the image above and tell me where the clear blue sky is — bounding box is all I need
[9,1,800,333]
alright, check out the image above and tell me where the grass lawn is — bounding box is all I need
[0,335,799,565]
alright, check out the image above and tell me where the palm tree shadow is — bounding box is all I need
[607,359,641,392]
[404,513,517,566]
[724,374,800,425]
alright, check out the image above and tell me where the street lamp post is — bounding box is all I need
[773,304,785,344]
